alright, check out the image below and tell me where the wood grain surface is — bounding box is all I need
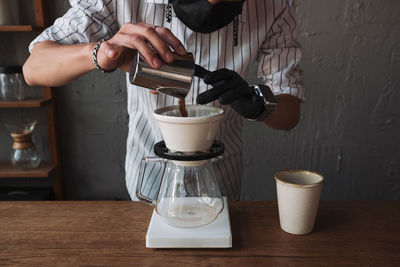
[0,162,56,178]
[0,201,398,266]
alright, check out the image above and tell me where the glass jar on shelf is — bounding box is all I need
[5,121,41,170]
[0,66,25,101]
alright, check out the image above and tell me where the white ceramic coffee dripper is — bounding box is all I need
[153,105,224,166]
[136,105,226,228]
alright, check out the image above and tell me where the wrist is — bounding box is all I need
[87,43,97,71]
[247,85,278,122]
[92,38,117,73]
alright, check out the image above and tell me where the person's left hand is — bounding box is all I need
[196,68,265,120]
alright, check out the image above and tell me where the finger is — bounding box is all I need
[109,33,163,69]
[219,85,250,105]
[116,23,173,64]
[154,26,187,55]
[137,24,175,63]
[135,39,164,69]
[204,68,234,84]
[196,80,237,104]
[197,90,217,104]
[194,64,211,79]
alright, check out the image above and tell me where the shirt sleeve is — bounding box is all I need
[257,0,305,101]
[29,0,119,52]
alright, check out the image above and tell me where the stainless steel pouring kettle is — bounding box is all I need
[129,51,195,98]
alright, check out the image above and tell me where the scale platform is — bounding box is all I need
[146,197,232,248]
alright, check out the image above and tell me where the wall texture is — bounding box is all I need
[243,0,400,200]
[0,0,399,200]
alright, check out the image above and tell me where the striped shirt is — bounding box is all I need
[30,0,304,201]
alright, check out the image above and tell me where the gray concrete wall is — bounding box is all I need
[0,0,399,200]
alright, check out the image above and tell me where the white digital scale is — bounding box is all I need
[146,197,232,248]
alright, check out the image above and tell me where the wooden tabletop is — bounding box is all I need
[0,201,399,266]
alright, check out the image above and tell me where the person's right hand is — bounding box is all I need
[95,22,187,72]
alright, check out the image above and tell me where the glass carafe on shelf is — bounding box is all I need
[5,121,41,170]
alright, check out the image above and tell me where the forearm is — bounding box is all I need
[23,41,96,87]
[263,94,301,131]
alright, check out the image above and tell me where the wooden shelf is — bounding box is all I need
[0,1,64,199]
[0,98,51,108]
[0,162,56,178]
[0,25,44,32]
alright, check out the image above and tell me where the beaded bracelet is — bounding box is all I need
[92,38,117,73]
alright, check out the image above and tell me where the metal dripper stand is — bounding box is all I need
[136,105,232,248]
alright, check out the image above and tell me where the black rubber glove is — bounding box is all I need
[196,68,265,120]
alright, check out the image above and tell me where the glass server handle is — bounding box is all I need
[136,157,166,206]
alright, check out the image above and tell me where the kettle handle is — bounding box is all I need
[136,157,166,206]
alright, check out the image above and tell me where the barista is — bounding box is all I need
[23,0,304,200]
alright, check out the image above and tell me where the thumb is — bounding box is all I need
[96,42,123,71]
[101,42,119,60]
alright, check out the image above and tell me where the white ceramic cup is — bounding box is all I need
[275,170,324,235]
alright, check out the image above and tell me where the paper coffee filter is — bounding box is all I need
[154,105,224,122]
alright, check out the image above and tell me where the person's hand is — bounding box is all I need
[96,22,187,72]
[196,68,265,120]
